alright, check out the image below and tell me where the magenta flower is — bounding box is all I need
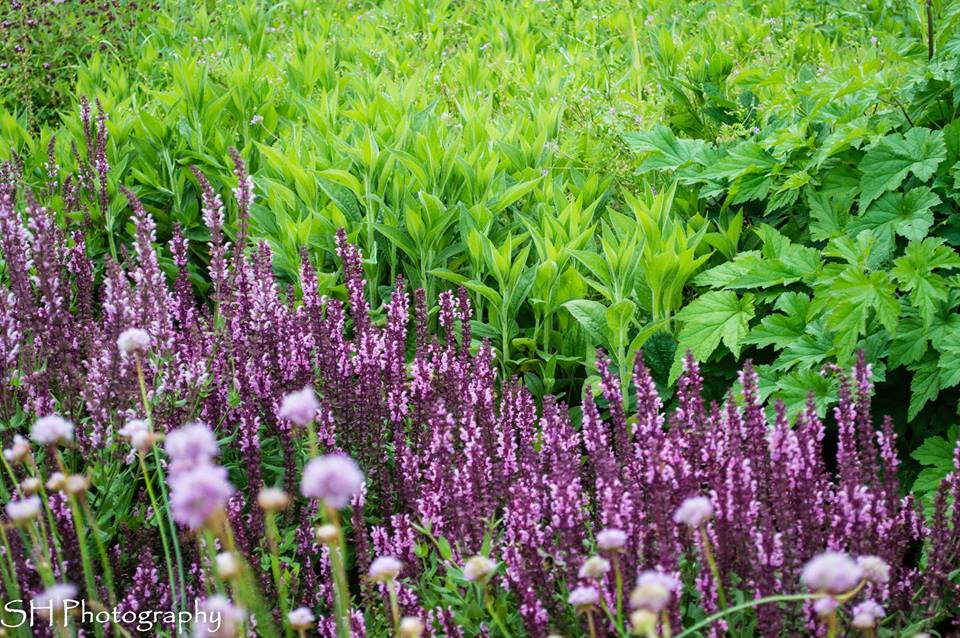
[31,415,74,446]
[673,495,714,528]
[117,327,151,354]
[169,464,234,529]
[801,551,863,594]
[300,453,364,509]
[278,386,320,427]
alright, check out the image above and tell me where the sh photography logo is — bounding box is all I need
[1,598,223,634]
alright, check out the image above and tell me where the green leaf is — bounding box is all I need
[857,128,946,213]
[891,238,960,325]
[850,187,940,242]
[564,300,609,348]
[623,125,707,173]
[909,355,941,421]
[889,313,929,368]
[670,291,755,382]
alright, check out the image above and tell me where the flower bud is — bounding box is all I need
[3,435,31,465]
[315,524,339,545]
[578,555,611,580]
[369,556,402,582]
[5,496,41,525]
[21,477,42,496]
[216,552,240,580]
[398,617,425,638]
[630,609,657,634]
[287,606,315,630]
[64,474,90,496]
[46,472,66,492]
[257,487,291,513]
[462,555,496,582]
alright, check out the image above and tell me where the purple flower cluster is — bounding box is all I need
[1,154,959,636]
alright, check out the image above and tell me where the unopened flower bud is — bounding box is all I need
[117,328,151,355]
[46,472,66,492]
[64,474,90,496]
[369,556,402,582]
[21,477,42,496]
[3,435,31,465]
[216,552,240,580]
[578,555,611,580]
[398,616,425,638]
[630,609,657,634]
[287,606,315,630]
[463,555,496,582]
[257,487,291,513]
[5,496,41,525]
[315,524,338,545]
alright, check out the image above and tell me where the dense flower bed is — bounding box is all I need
[1,154,958,637]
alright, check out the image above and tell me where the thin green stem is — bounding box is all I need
[80,496,116,605]
[387,580,401,636]
[68,494,105,638]
[0,523,21,602]
[138,452,178,617]
[324,506,352,638]
[266,512,292,638]
[482,587,514,638]
[585,609,597,638]
[673,593,819,638]
[136,354,187,613]
[699,526,727,611]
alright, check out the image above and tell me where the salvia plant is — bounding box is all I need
[1,154,959,637]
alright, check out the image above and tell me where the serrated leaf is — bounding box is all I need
[670,291,755,382]
[909,356,941,421]
[622,125,707,173]
[857,128,946,213]
[850,187,940,242]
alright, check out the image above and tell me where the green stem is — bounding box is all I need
[699,526,727,611]
[136,354,187,613]
[387,580,401,636]
[673,593,819,638]
[0,524,21,602]
[483,587,514,638]
[613,555,624,626]
[324,506,352,638]
[266,512,292,638]
[68,494,105,638]
[80,496,116,605]
[138,452,178,616]
[585,609,597,638]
